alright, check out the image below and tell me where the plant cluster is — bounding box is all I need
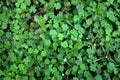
[0,0,120,80]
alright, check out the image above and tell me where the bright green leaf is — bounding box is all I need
[61,41,68,48]
[55,3,61,9]
[41,50,47,57]
[58,33,64,40]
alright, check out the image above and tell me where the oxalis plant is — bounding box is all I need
[0,0,120,80]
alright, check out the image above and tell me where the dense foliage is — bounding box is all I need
[0,0,120,80]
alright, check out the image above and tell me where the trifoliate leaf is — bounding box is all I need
[61,23,68,31]
[107,62,116,72]
[50,29,57,37]
[58,33,64,40]
[86,18,92,26]
[44,39,51,46]
[107,10,116,22]
[41,50,47,57]
[61,41,68,48]
[95,74,103,80]
[45,59,50,64]
[55,3,61,9]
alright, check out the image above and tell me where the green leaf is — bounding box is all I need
[57,53,63,60]
[112,31,119,37]
[71,29,78,40]
[2,21,8,29]
[90,64,97,71]
[22,76,28,80]
[65,68,71,75]
[21,3,26,9]
[61,41,68,48]
[41,50,47,57]
[73,40,82,50]
[106,35,111,41]
[73,77,79,80]
[71,0,76,5]
[18,64,24,70]
[114,50,120,63]
[84,71,94,80]
[34,16,46,31]
[64,1,71,7]
[0,30,4,36]
[9,53,17,62]
[118,0,120,3]
[44,39,51,46]
[97,3,103,15]
[86,18,92,26]
[77,4,85,17]
[15,8,22,13]
[30,6,36,13]
[45,59,50,64]
[22,43,28,49]
[0,70,3,76]
[59,66,64,71]
[39,33,45,39]
[51,59,57,64]
[50,29,57,38]
[105,27,112,35]
[107,0,114,4]
[10,64,18,72]
[17,0,24,4]
[53,42,58,50]
[57,33,64,40]
[4,77,11,80]
[95,74,103,80]
[28,48,34,54]
[15,0,24,7]
[73,15,79,23]
[37,55,43,61]
[39,17,45,30]
[55,3,61,9]
[25,0,31,6]
[72,65,78,72]
[87,48,93,54]
[23,57,30,64]
[53,22,59,29]
[61,23,68,31]
[5,32,12,38]
[74,24,85,34]
[107,62,116,72]
[80,64,86,71]
[18,64,27,74]
[107,10,116,22]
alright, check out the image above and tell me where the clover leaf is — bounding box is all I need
[54,3,61,9]
[86,18,92,26]
[0,30,4,37]
[10,64,18,72]
[107,62,116,72]
[41,50,47,57]
[107,10,116,22]
[50,29,57,38]
[57,33,64,40]
[61,41,68,48]
[80,64,86,71]
[73,15,79,23]
[61,23,68,31]
[29,6,36,13]
[72,65,78,72]
[95,74,103,80]
[44,39,51,46]
[45,59,50,64]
